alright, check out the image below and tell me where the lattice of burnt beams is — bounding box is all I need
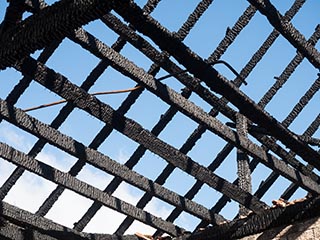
[0,0,319,239]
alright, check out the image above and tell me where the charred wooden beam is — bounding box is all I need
[0,100,219,227]
[247,0,320,69]
[0,142,184,236]
[234,0,306,85]
[83,14,318,182]
[0,0,114,69]
[236,114,252,217]
[182,196,320,240]
[14,56,270,213]
[207,4,257,63]
[259,24,320,108]
[174,0,214,40]
[111,0,320,171]
[0,201,139,240]
[64,25,320,193]
[6,16,310,232]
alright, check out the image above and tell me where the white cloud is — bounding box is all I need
[115,148,130,164]
[3,171,57,213]
[0,122,32,152]
[0,159,16,186]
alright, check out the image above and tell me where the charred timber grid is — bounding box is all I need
[0,0,319,240]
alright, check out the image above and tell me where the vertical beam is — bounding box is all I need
[236,114,252,216]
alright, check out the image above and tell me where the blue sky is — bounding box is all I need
[0,0,320,235]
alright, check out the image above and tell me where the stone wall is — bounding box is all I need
[239,216,320,240]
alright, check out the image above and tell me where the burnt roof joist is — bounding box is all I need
[100,13,320,183]
[1,0,318,229]
[12,52,320,208]
[62,26,320,194]
[0,0,319,238]
[0,141,184,236]
[247,0,320,69]
[0,0,114,70]
[209,0,303,69]
[0,200,139,240]
[12,56,270,214]
[0,99,224,228]
[3,1,318,202]
[111,0,320,171]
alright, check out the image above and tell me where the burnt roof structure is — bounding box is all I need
[0,0,319,239]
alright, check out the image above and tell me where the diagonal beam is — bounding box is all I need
[66,23,320,192]
[0,142,183,236]
[236,114,252,216]
[259,24,320,108]
[14,56,270,213]
[14,54,320,208]
[0,0,114,69]
[0,100,218,225]
[101,13,319,182]
[247,0,320,69]
[0,200,139,240]
[234,0,307,86]
[110,0,320,171]
[207,4,257,63]
[186,196,320,240]
[76,0,217,233]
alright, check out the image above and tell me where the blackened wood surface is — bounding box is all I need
[0,0,319,239]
